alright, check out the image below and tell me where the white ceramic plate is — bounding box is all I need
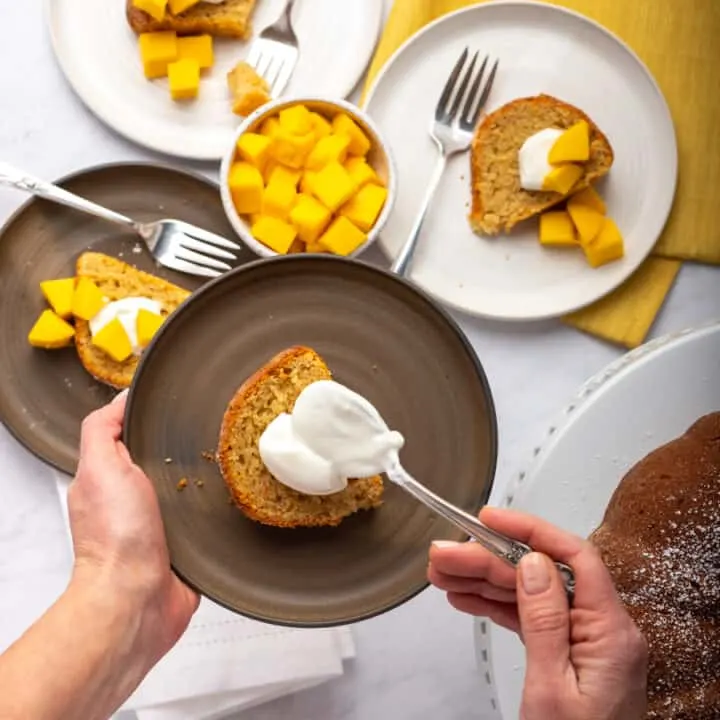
[363,0,677,321]
[479,322,720,719]
[46,0,383,160]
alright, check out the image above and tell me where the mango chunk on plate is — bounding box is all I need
[138,30,177,80]
[570,186,606,215]
[92,318,133,363]
[133,0,167,22]
[567,197,605,244]
[136,309,165,348]
[583,217,625,268]
[28,310,75,349]
[541,164,583,195]
[168,58,200,101]
[176,35,213,69]
[548,120,590,164]
[40,278,75,319]
[72,278,105,321]
[539,211,577,247]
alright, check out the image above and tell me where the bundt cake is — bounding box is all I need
[591,412,720,720]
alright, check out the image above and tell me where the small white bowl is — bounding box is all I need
[219,96,397,258]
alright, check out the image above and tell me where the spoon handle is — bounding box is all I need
[385,462,576,602]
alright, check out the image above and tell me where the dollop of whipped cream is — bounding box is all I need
[518,128,563,191]
[89,297,162,356]
[258,380,405,496]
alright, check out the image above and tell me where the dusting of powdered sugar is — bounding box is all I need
[612,475,720,719]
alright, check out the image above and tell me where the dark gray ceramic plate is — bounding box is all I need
[0,163,252,474]
[124,255,498,627]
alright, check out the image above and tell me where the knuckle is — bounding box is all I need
[522,604,567,635]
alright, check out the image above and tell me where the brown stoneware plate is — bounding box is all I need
[0,163,251,475]
[124,255,498,627]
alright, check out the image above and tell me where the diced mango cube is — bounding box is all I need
[138,31,177,79]
[548,121,590,164]
[541,164,583,195]
[332,114,371,156]
[262,173,297,220]
[227,62,270,117]
[340,184,388,233]
[28,310,75,349]
[344,157,378,188]
[266,163,301,188]
[269,129,316,169]
[236,133,272,171]
[309,112,332,140]
[72,278,105,321]
[168,58,200,101]
[168,0,200,13]
[583,217,624,268]
[318,216,367,256]
[176,35,214,69]
[311,162,357,212]
[539,211,577,247]
[133,0,167,22]
[567,198,605,244]
[300,170,318,195]
[305,134,351,171]
[290,194,333,244]
[279,105,313,135]
[305,241,327,253]
[259,117,281,139]
[228,162,264,215]
[40,278,75,319]
[251,215,298,254]
[570,186,606,215]
[136,309,165,348]
[92,318,133,363]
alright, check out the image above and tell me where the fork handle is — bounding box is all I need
[0,162,137,230]
[390,151,447,277]
[385,461,576,603]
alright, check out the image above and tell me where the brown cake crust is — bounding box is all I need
[591,413,720,720]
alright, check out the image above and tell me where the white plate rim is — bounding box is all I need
[474,319,720,718]
[44,0,384,161]
[363,0,679,321]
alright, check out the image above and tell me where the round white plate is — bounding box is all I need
[478,322,720,719]
[46,0,383,160]
[364,0,677,321]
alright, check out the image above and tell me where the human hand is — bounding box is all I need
[428,508,647,720]
[68,391,199,669]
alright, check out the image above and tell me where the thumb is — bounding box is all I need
[517,553,571,678]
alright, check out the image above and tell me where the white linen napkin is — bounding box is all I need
[53,472,354,717]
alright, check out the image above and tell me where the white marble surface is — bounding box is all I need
[1,2,719,720]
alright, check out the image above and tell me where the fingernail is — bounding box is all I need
[432,540,460,549]
[112,389,130,404]
[520,553,551,595]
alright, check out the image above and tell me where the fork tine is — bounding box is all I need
[255,51,273,80]
[471,59,499,126]
[246,45,262,69]
[177,223,242,251]
[435,47,468,122]
[271,58,292,97]
[162,256,222,279]
[265,57,283,93]
[446,51,478,123]
[174,246,233,272]
[178,235,237,261]
[461,55,488,128]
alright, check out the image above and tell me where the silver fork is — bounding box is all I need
[246,0,300,98]
[385,459,576,602]
[391,48,499,277]
[0,163,240,279]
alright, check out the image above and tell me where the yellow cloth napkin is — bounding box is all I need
[363,0,719,348]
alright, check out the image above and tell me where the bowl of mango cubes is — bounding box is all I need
[220,97,396,258]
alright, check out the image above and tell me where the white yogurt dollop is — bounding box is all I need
[89,297,162,356]
[518,128,563,191]
[258,380,405,496]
